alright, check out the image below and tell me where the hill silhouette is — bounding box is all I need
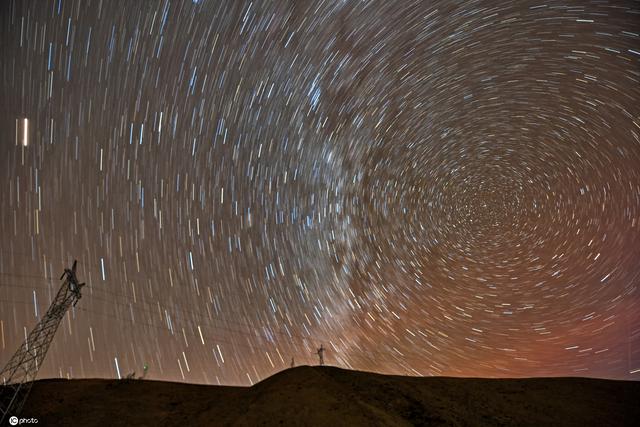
[12,366,639,426]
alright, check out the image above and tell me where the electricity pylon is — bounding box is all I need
[0,260,85,423]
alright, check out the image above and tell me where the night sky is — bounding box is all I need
[1,0,639,386]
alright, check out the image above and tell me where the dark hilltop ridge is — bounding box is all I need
[16,366,639,426]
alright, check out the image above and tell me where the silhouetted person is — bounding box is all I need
[317,344,325,366]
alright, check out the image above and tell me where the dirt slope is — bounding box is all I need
[10,366,639,426]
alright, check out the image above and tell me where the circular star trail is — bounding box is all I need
[1,0,639,385]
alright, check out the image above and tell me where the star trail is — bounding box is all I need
[1,0,639,386]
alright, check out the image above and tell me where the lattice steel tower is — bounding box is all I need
[0,260,85,423]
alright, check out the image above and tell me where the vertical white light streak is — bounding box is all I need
[198,325,205,345]
[114,357,121,379]
[33,290,38,318]
[182,351,190,372]
[217,344,224,363]
[23,118,28,146]
[89,326,96,351]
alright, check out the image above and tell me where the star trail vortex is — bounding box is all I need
[1,0,639,385]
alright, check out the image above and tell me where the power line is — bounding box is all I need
[0,272,448,375]
[1,288,442,370]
